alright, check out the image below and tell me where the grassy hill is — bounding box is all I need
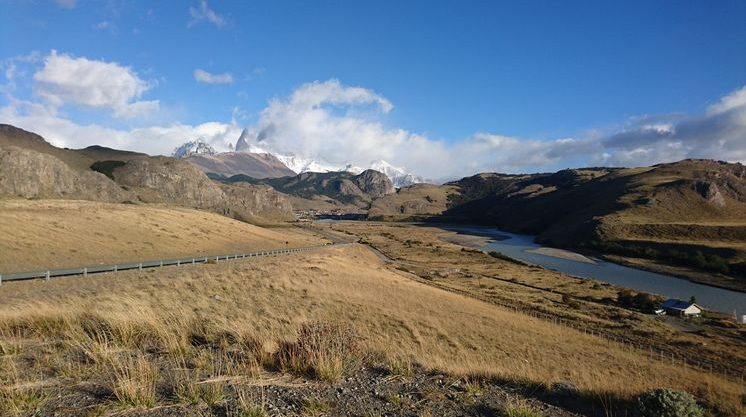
[1,242,741,415]
[0,199,320,272]
[371,160,746,290]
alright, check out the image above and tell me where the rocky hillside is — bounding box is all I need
[186,151,295,179]
[0,124,294,223]
[218,169,396,208]
[0,124,148,171]
[372,160,746,289]
[111,156,294,222]
[0,145,134,202]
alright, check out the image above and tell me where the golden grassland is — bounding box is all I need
[0,199,323,272]
[1,244,743,415]
[323,222,746,378]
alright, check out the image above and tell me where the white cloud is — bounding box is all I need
[245,79,591,178]
[32,51,159,119]
[193,69,234,84]
[1,98,240,155]
[600,86,746,166]
[242,80,746,179]
[188,0,227,28]
[3,56,745,180]
[707,86,746,116]
[53,0,76,9]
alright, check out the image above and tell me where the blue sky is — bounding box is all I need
[1,0,745,179]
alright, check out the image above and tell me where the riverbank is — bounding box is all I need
[602,253,746,294]
[320,221,746,393]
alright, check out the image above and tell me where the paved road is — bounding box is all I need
[0,243,338,285]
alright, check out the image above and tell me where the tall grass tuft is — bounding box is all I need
[108,355,158,408]
[277,321,364,382]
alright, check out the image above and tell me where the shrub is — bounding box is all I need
[617,290,658,312]
[636,388,703,417]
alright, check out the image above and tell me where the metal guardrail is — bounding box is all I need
[0,244,336,285]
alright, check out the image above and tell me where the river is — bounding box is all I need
[442,225,746,315]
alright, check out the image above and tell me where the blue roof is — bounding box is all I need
[661,299,694,310]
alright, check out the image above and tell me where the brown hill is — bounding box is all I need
[185,151,295,179]
[0,124,294,223]
[0,145,134,202]
[218,169,396,209]
[371,160,746,290]
[111,156,294,223]
[0,124,148,171]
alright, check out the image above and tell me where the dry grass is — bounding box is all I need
[504,400,544,417]
[108,354,158,407]
[0,199,322,272]
[0,244,743,414]
[329,221,746,378]
[277,321,364,381]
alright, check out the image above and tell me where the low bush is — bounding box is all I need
[636,388,703,417]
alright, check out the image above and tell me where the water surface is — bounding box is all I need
[443,225,746,315]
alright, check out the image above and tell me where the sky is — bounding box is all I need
[1,0,745,180]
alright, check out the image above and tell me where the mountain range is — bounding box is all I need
[2,123,745,291]
[230,128,425,187]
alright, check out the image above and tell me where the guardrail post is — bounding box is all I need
[45,270,50,281]
[113,265,117,273]
[83,267,87,276]
[192,258,195,265]
[0,274,3,286]
[160,260,163,267]
[139,263,143,271]
[177,260,180,266]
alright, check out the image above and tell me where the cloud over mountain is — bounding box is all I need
[1,51,745,180]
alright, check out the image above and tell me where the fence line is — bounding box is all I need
[0,243,338,285]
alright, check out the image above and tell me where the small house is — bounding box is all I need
[661,299,703,317]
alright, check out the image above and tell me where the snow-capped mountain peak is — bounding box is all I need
[369,160,425,187]
[173,139,217,159]
[231,130,424,186]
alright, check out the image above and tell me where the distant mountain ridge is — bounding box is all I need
[232,128,426,187]
[214,169,396,208]
[185,152,295,179]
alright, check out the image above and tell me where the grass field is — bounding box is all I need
[324,222,746,379]
[0,199,322,272]
[1,243,743,415]
[0,204,743,415]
